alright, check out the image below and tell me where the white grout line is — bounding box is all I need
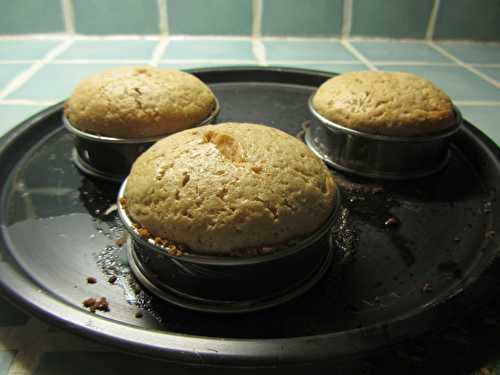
[347,36,432,43]
[472,63,500,68]
[159,59,258,64]
[433,39,500,46]
[0,34,68,40]
[341,40,376,70]
[268,59,361,65]
[454,101,500,106]
[428,41,500,88]
[0,60,39,64]
[262,36,340,42]
[0,34,499,45]
[0,58,493,67]
[150,38,169,66]
[0,39,74,100]
[2,98,498,108]
[0,99,57,106]
[158,0,168,36]
[373,61,457,66]
[52,59,150,64]
[61,0,75,34]
[425,0,440,40]
[0,35,161,41]
[252,0,263,37]
[469,63,500,68]
[252,40,267,66]
[168,35,251,41]
[341,0,353,38]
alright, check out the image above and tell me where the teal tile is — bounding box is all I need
[0,65,31,88]
[351,41,451,62]
[73,0,159,35]
[351,0,433,38]
[0,0,64,34]
[0,351,15,375]
[268,63,365,74]
[476,67,500,83]
[0,296,30,325]
[262,0,342,36]
[434,0,500,40]
[264,41,356,61]
[0,41,62,60]
[164,40,255,60]
[459,106,500,146]
[8,64,120,101]
[57,41,157,60]
[377,65,500,102]
[437,43,500,64]
[168,0,252,35]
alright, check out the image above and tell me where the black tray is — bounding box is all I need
[0,67,499,368]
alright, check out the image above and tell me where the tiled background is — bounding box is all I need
[0,0,499,374]
[0,0,499,39]
[0,38,498,144]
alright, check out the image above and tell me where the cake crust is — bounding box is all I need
[64,66,216,138]
[312,71,456,137]
[124,123,336,255]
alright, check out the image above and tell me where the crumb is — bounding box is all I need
[86,277,97,284]
[95,297,109,312]
[83,297,96,307]
[137,227,151,237]
[385,217,399,226]
[82,297,109,313]
[422,283,433,293]
[119,197,127,208]
[115,232,128,247]
[135,311,143,319]
[108,275,117,284]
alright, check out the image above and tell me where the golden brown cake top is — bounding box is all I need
[124,123,336,255]
[64,66,216,138]
[312,71,456,137]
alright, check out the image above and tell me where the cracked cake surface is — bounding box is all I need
[124,122,337,255]
[312,71,456,137]
[64,66,216,138]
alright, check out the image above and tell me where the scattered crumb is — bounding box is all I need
[135,311,143,319]
[137,227,151,237]
[108,275,117,284]
[115,232,128,247]
[119,197,127,208]
[86,277,97,284]
[82,297,109,313]
[83,297,96,308]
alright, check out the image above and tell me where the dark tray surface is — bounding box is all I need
[0,67,499,366]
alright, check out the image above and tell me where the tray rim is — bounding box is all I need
[0,66,499,367]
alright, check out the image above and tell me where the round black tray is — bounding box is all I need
[0,67,499,368]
